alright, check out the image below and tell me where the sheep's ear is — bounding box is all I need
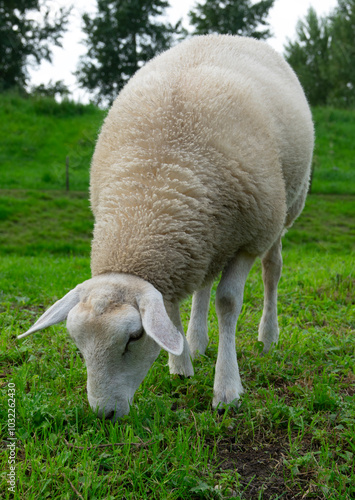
[17,288,80,340]
[138,290,184,356]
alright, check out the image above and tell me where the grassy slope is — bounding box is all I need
[0,191,353,257]
[0,190,93,255]
[0,94,355,194]
[0,96,354,499]
[312,108,355,194]
[0,94,105,191]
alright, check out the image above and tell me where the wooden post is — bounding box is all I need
[308,162,314,195]
[66,156,69,192]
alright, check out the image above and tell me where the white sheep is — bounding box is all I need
[19,35,314,421]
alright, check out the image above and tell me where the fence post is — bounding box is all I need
[66,156,69,192]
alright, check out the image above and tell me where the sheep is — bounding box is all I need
[19,35,314,421]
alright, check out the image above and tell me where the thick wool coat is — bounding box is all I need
[90,35,314,302]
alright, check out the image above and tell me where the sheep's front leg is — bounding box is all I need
[186,282,213,359]
[258,237,282,353]
[213,253,255,409]
[167,302,194,377]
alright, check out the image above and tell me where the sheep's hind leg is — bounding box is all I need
[186,282,213,359]
[167,302,194,377]
[258,237,282,354]
[213,252,255,410]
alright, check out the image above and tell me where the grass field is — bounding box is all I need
[0,95,354,499]
[311,108,355,194]
[0,94,104,191]
[0,93,355,194]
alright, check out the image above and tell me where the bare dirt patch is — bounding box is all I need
[211,433,319,499]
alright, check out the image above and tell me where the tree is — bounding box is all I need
[329,0,355,106]
[284,7,332,106]
[30,79,70,100]
[76,0,184,106]
[0,0,70,92]
[188,0,275,39]
[285,1,355,108]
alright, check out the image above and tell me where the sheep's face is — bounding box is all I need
[18,274,184,422]
[67,295,160,420]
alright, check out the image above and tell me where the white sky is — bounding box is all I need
[28,0,339,102]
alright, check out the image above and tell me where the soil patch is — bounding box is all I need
[211,433,317,499]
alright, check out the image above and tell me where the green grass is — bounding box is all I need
[312,108,355,194]
[0,95,354,498]
[284,195,354,253]
[0,196,354,499]
[0,94,354,194]
[0,190,93,255]
[0,191,353,257]
[0,93,105,191]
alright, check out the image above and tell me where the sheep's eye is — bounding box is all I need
[123,328,144,354]
[127,330,143,344]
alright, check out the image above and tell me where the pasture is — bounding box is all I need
[0,95,354,499]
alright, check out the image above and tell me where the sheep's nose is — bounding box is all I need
[96,408,115,420]
[91,404,115,420]
[88,394,129,421]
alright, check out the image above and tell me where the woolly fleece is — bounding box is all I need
[90,35,314,302]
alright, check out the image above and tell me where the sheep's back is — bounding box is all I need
[90,35,313,301]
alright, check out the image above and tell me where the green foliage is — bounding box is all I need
[329,0,355,107]
[30,80,70,100]
[284,8,332,106]
[76,0,184,105]
[0,0,70,92]
[188,0,274,38]
[285,0,355,108]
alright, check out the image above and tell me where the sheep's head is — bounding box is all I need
[18,274,183,421]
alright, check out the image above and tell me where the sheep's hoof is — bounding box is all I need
[171,373,191,380]
[215,399,241,415]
